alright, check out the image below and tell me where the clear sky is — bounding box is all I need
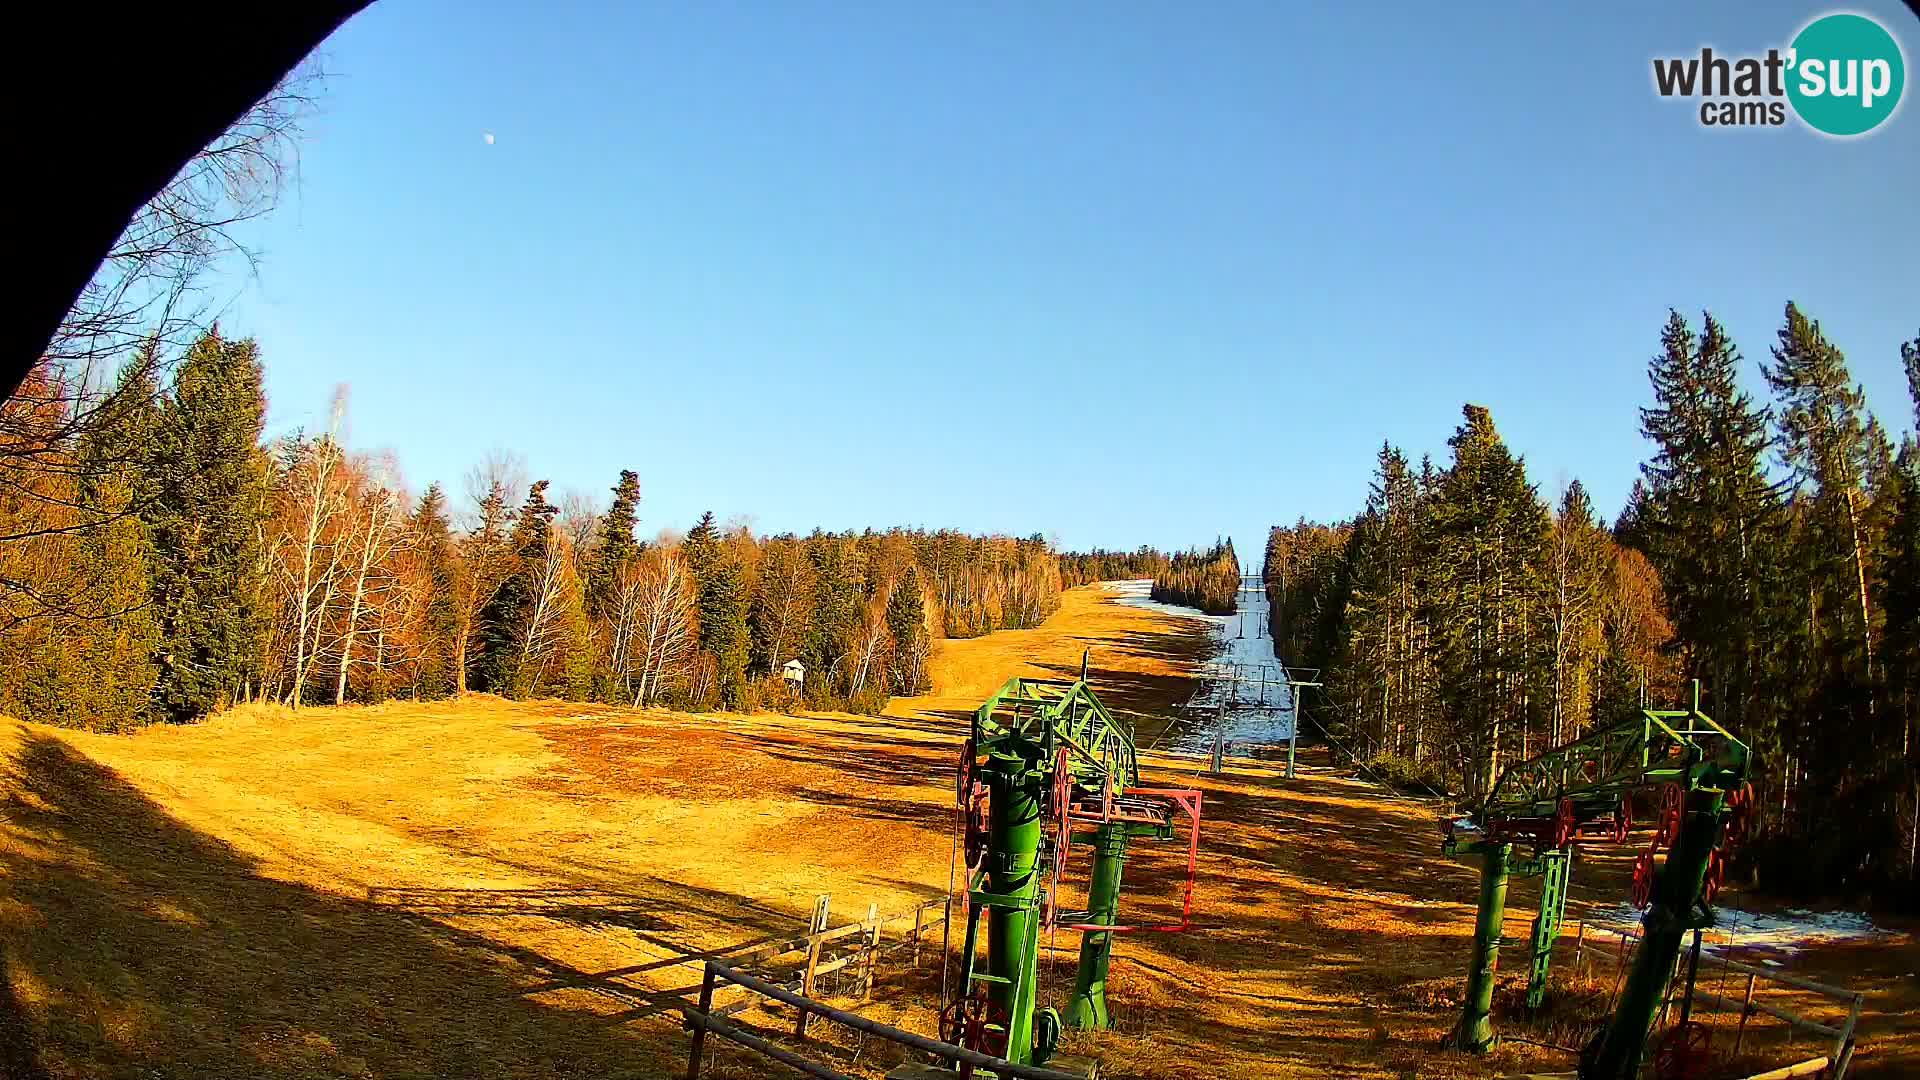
[217,2,1919,560]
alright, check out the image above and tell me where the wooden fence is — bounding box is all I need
[683,960,1090,1080]
[1554,922,1865,1079]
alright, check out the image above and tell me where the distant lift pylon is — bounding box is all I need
[943,666,1203,1068]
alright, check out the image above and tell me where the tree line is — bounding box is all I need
[1060,547,1174,586]
[1150,540,1241,614]
[0,330,1068,728]
[1265,303,1920,905]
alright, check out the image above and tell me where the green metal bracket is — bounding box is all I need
[1525,851,1571,1011]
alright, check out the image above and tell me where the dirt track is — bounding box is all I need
[2,584,1914,1079]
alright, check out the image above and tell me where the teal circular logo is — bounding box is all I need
[1787,13,1905,136]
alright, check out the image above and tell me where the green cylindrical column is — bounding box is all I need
[1580,793,1720,1080]
[1064,823,1129,1029]
[987,766,1044,1064]
[1448,842,1512,1053]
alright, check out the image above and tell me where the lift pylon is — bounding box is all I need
[1439,684,1752,1075]
[944,674,1203,1068]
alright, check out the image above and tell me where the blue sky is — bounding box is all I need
[218,2,1919,560]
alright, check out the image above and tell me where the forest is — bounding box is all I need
[0,330,1071,727]
[1059,542,1242,615]
[1149,541,1242,615]
[1265,304,1920,906]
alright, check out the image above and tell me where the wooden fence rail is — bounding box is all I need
[1557,922,1864,1079]
[684,960,1088,1080]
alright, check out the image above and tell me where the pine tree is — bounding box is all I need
[586,469,641,623]
[143,330,272,721]
[1424,404,1550,793]
[1636,310,1783,741]
[1765,302,1881,679]
[806,531,867,698]
[686,511,750,708]
[887,563,931,695]
[472,481,558,693]
[411,484,459,698]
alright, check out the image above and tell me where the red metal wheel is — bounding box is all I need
[1612,798,1632,844]
[1552,797,1577,849]
[1722,782,1756,854]
[1631,851,1655,911]
[1703,848,1726,904]
[1655,783,1684,849]
[1651,1020,1712,1080]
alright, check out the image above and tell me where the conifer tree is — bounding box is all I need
[686,511,750,708]
[1424,404,1550,793]
[411,484,459,698]
[586,469,641,623]
[1766,303,1883,674]
[1636,311,1783,738]
[887,563,932,695]
[472,481,558,693]
[143,330,271,721]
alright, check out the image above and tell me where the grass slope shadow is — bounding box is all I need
[0,725,689,1080]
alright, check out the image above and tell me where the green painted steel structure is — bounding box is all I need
[1439,688,1751,1075]
[948,675,1201,1068]
[1525,851,1571,1011]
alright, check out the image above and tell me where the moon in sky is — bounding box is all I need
[483,131,496,145]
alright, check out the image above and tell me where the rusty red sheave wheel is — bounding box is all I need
[1552,797,1577,849]
[1655,783,1683,848]
[1703,848,1726,904]
[1651,1020,1712,1080]
[1631,851,1655,910]
[1722,782,1755,853]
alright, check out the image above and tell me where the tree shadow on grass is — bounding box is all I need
[0,726,692,1079]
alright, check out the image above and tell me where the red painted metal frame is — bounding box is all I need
[1062,788,1203,935]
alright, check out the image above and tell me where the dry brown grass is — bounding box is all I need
[2,583,1914,1079]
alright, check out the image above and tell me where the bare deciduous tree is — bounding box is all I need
[625,546,699,707]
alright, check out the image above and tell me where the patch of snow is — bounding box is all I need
[1105,579,1296,752]
[1585,900,1892,959]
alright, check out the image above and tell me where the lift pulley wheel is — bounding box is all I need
[1611,798,1632,844]
[1721,781,1755,855]
[957,740,991,873]
[1654,783,1684,849]
[1651,1020,1713,1080]
[1551,797,1577,850]
[1631,851,1656,911]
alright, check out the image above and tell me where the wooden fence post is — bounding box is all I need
[913,902,927,968]
[811,894,832,934]
[1732,971,1758,1056]
[1572,921,1586,977]
[861,903,880,1000]
[685,964,715,1080]
[796,936,823,1038]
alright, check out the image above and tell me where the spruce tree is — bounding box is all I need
[411,484,459,698]
[143,330,271,721]
[1765,302,1880,679]
[586,469,641,623]
[686,511,750,708]
[886,563,931,695]
[1636,310,1783,739]
[472,481,558,693]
